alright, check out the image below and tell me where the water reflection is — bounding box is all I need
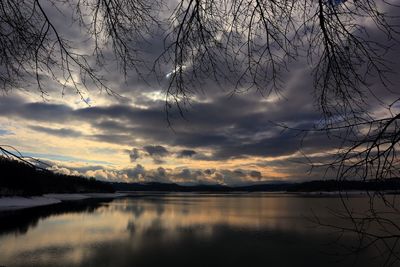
[0,193,391,266]
[0,199,111,235]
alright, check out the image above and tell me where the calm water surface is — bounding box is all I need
[0,193,393,266]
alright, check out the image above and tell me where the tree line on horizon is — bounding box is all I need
[0,157,114,196]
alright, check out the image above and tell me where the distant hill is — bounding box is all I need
[111,182,232,192]
[110,181,295,192]
[111,181,293,192]
[112,179,400,193]
[0,157,114,196]
[287,179,400,192]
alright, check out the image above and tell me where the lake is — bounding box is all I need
[0,193,396,266]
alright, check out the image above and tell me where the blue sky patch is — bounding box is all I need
[0,129,14,136]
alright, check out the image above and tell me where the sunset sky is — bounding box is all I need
[0,1,399,185]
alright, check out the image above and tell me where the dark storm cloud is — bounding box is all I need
[29,125,82,137]
[204,169,215,175]
[250,170,262,179]
[252,153,342,181]
[129,148,141,162]
[126,164,146,179]
[143,145,169,164]
[146,166,170,182]
[128,146,175,164]
[92,120,131,133]
[89,134,135,144]
[0,92,339,161]
[1,4,398,168]
[143,145,169,157]
[177,149,197,158]
[209,130,340,160]
[175,168,200,180]
[0,97,73,122]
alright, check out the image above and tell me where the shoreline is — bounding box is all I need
[0,193,128,212]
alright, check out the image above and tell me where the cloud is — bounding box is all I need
[250,171,262,180]
[128,166,271,186]
[85,169,125,182]
[0,87,354,172]
[143,145,169,163]
[47,155,333,185]
[126,164,146,181]
[177,149,197,158]
[143,145,169,156]
[146,167,169,182]
[129,148,141,162]
[49,165,80,176]
[29,125,82,137]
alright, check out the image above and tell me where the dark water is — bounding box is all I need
[0,193,394,266]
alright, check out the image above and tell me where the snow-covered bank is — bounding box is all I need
[0,193,128,211]
[43,194,91,201]
[0,196,61,211]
